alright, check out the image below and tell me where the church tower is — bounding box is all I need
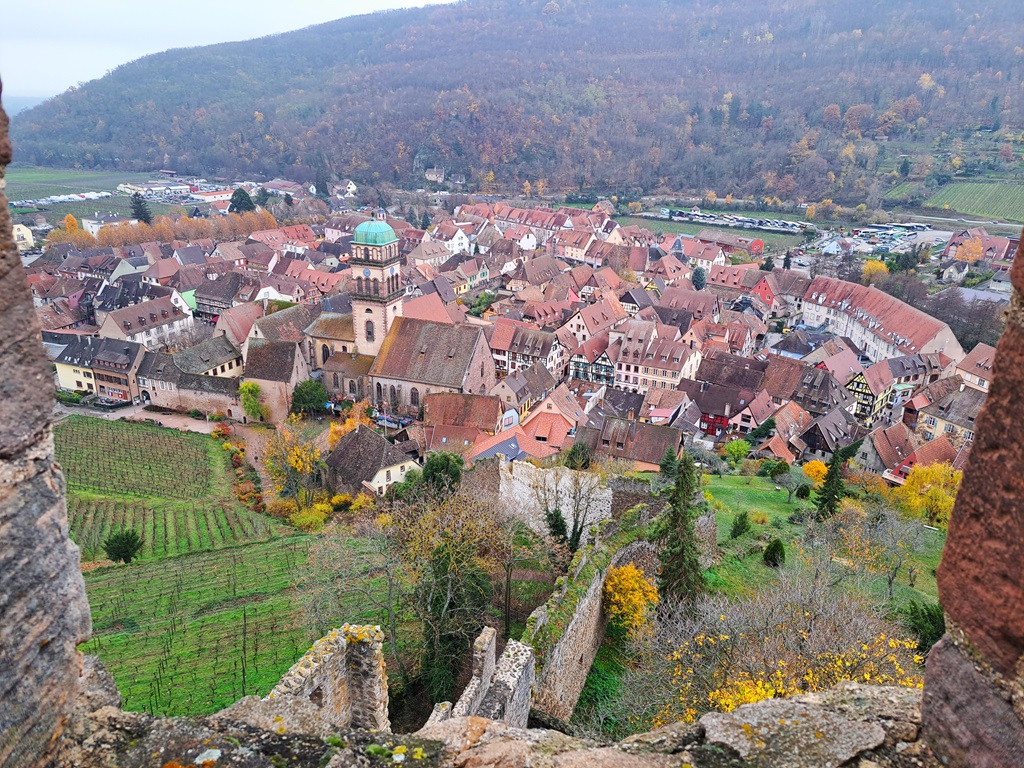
[351,212,403,357]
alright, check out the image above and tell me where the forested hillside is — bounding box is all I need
[11,0,1024,203]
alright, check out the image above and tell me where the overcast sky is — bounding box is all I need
[0,0,454,98]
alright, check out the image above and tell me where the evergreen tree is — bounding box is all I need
[659,447,678,478]
[899,158,912,178]
[692,266,707,290]
[284,193,294,207]
[255,187,270,207]
[314,167,331,201]
[783,251,792,270]
[563,442,593,471]
[749,417,775,440]
[814,451,846,519]
[420,211,432,230]
[760,256,776,271]
[656,454,706,602]
[129,192,152,224]
[229,187,256,213]
[103,529,144,564]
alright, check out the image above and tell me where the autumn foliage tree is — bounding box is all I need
[802,460,828,487]
[954,237,984,263]
[603,564,658,630]
[327,399,375,449]
[263,415,325,510]
[888,462,962,528]
[862,259,889,285]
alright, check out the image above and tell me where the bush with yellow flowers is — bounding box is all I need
[603,564,658,630]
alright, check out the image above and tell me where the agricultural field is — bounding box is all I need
[4,166,153,201]
[83,536,317,715]
[614,216,803,252]
[923,182,1024,223]
[883,181,923,201]
[6,166,181,224]
[55,416,276,561]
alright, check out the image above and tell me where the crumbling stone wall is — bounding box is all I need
[265,624,390,732]
[496,458,614,537]
[441,627,535,729]
[525,538,656,722]
[0,84,92,768]
[922,230,1024,766]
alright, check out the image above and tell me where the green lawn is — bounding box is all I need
[615,216,804,253]
[703,474,945,605]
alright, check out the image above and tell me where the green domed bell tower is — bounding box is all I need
[351,211,402,357]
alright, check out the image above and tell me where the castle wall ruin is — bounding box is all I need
[265,624,390,732]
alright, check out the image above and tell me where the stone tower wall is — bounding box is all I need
[0,83,93,768]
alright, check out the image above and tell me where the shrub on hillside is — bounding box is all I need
[103,529,144,564]
[763,538,785,568]
[266,498,298,520]
[730,511,752,539]
[291,504,330,533]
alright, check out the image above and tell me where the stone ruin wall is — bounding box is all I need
[430,626,535,729]
[264,624,390,733]
[525,538,657,722]
[0,82,93,768]
[495,458,614,538]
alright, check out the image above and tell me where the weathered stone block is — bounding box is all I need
[922,637,1024,768]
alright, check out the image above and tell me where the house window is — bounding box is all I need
[944,423,956,434]
[925,416,938,427]
[410,387,420,407]
[365,320,375,343]
[965,430,974,442]
[386,470,392,482]
[333,373,340,389]
[349,380,356,395]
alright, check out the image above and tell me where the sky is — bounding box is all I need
[0,0,454,98]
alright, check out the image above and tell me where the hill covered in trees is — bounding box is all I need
[11,0,1024,204]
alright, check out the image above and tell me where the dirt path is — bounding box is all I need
[235,424,275,497]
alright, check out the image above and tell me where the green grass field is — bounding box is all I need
[923,182,1024,223]
[615,216,803,253]
[5,166,154,200]
[704,474,945,605]
[56,417,276,561]
[6,166,182,224]
[883,181,923,201]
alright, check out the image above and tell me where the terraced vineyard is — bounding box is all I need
[55,416,275,561]
[83,536,317,715]
[923,182,1024,223]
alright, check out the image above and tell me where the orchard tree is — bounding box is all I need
[724,439,751,466]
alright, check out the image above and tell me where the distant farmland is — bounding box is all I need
[923,182,1024,223]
